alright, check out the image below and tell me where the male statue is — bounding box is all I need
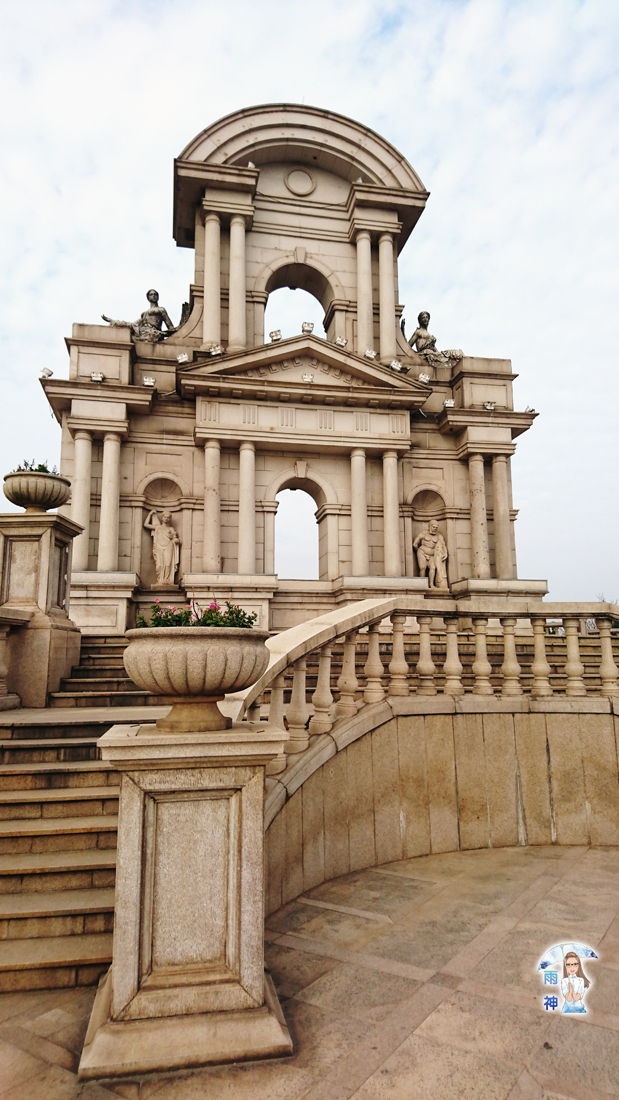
[413,520,449,590]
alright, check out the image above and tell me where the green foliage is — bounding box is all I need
[136,599,258,629]
[12,460,59,474]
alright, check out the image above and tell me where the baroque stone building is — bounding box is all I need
[43,104,545,633]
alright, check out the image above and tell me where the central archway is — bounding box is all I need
[262,465,339,580]
[274,489,319,579]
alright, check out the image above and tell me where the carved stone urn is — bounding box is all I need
[123,626,270,732]
[3,472,71,513]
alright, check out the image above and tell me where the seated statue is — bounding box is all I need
[144,509,180,586]
[413,520,449,590]
[408,311,463,369]
[103,289,177,343]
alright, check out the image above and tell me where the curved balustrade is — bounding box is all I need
[225,600,619,770]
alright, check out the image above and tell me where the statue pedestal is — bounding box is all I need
[78,721,292,1081]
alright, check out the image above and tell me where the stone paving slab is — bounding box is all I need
[0,845,617,1098]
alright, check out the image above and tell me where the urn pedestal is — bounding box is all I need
[78,720,291,1079]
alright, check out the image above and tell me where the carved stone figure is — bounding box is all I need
[144,509,180,586]
[103,289,179,343]
[414,520,449,590]
[408,311,463,369]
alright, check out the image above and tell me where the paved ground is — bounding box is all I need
[0,845,618,1100]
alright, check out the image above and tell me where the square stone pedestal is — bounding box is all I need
[79,720,292,1080]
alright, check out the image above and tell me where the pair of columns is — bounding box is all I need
[355,230,397,363]
[203,213,247,353]
[72,430,121,572]
[351,448,401,577]
[468,453,514,579]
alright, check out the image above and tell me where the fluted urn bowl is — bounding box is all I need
[3,472,71,513]
[124,626,270,732]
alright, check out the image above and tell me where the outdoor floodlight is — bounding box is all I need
[334,336,347,347]
[443,398,455,408]
[389,360,403,372]
[40,367,53,379]
[484,401,496,411]
[302,373,314,383]
[364,349,377,359]
[269,330,282,342]
[177,353,189,364]
[90,372,105,383]
[209,345,223,356]
[143,377,156,388]
[301,322,314,334]
[419,373,430,384]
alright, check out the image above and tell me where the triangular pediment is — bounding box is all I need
[178,335,430,396]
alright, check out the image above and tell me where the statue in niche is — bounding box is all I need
[414,520,449,590]
[144,510,180,586]
[103,289,188,343]
[407,312,463,369]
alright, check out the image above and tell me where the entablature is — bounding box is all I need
[42,379,153,427]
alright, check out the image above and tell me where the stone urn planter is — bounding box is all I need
[123,626,270,732]
[3,472,71,513]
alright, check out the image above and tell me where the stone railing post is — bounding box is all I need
[335,631,359,716]
[472,616,494,695]
[530,615,553,696]
[443,616,464,695]
[563,616,587,696]
[285,657,310,752]
[363,624,385,703]
[309,645,334,734]
[416,614,437,695]
[500,616,522,696]
[598,617,619,697]
[388,611,409,696]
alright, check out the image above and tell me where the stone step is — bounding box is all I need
[59,678,138,693]
[0,931,112,991]
[0,738,100,765]
[0,785,119,822]
[70,664,131,678]
[49,691,156,708]
[0,887,115,939]
[0,815,118,855]
[0,760,116,792]
[0,847,116,894]
[0,721,113,741]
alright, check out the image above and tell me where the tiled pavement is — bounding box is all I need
[1,845,618,1099]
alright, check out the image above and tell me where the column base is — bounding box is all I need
[79,969,292,1081]
[0,694,20,711]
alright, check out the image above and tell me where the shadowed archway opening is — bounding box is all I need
[263,287,325,342]
[274,489,319,579]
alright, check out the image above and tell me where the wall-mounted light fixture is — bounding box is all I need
[269,330,282,342]
[90,372,105,383]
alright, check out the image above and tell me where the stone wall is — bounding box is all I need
[264,703,619,915]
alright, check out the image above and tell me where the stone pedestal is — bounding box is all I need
[79,720,292,1080]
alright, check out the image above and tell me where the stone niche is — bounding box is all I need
[140,478,183,591]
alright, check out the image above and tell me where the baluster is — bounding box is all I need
[309,645,334,733]
[388,612,410,696]
[530,616,552,696]
[246,699,262,721]
[335,631,359,717]
[285,657,310,752]
[416,614,437,695]
[443,616,464,695]
[268,672,287,727]
[364,623,385,703]
[563,616,587,696]
[500,616,522,696]
[598,617,619,697]
[472,616,494,695]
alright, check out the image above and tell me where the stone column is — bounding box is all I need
[382,450,402,577]
[492,454,514,579]
[262,501,278,574]
[350,448,369,575]
[468,453,490,579]
[202,212,221,348]
[97,432,121,572]
[203,440,221,573]
[71,429,92,571]
[378,232,397,363]
[238,442,256,575]
[227,214,247,353]
[355,230,374,356]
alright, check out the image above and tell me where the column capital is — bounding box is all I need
[492,453,508,464]
[378,231,393,244]
[103,431,122,444]
[204,438,221,451]
[203,210,221,225]
[74,428,92,442]
[351,447,366,459]
[229,212,246,227]
[355,228,371,243]
[382,449,399,461]
[240,441,255,453]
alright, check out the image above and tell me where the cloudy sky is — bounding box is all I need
[1,0,617,599]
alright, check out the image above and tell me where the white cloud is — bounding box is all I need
[1,0,618,598]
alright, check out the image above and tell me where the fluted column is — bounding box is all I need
[71,430,92,571]
[378,232,397,363]
[468,453,491,579]
[202,440,221,573]
[382,450,401,577]
[97,432,121,572]
[237,442,256,575]
[355,230,374,356]
[492,454,514,579]
[202,212,221,348]
[350,448,369,575]
[227,214,247,353]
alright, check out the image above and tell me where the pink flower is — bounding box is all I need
[154,598,160,603]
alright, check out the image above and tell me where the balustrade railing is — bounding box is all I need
[227,600,619,767]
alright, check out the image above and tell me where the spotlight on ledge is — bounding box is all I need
[269,330,282,342]
[209,345,223,356]
[525,405,536,413]
[389,359,403,372]
[40,367,54,379]
[443,398,455,408]
[142,377,156,388]
[364,348,377,359]
[90,372,105,383]
[483,401,496,411]
[419,372,430,384]
[334,336,347,348]
[301,321,314,334]
[177,353,189,364]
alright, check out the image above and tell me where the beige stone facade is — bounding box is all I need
[43,104,544,634]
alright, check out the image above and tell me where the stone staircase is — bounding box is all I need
[50,636,156,708]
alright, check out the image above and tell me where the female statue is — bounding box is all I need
[103,289,177,343]
[408,311,462,369]
[144,510,180,586]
